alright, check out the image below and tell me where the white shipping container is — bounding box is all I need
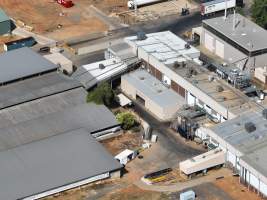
[201,0,236,15]
[128,0,166,8]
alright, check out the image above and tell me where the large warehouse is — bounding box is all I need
[0,47,57,85]
[202,110,267,197]
[0,9,11,35]
[0,128,122,200]
[201,14,267,71]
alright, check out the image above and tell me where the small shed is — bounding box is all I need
[115,149,136,165]
[44,53,73,74]
[0,9,11,35]
[180,190,195,200]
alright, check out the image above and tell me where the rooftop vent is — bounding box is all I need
[137,31,147,41]
[244,122,256,133]
[139,76,145,80]
[99,63,105,69]
[262,109,267,119]
[184,43,191,49]
[216,85,224,92]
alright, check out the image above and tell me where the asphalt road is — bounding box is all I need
[132,100,205,161]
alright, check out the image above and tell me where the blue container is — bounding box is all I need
[4,37,36,51]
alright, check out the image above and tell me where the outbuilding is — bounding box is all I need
[121,69,185,121]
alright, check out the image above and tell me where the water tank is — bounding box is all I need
[244,122,256,133]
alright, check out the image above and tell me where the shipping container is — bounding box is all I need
[127,0,167,9]
[200,0,236,15]
[4,37,36,51]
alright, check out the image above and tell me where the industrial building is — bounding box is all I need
[0,47,57,85]
[0,9,11,35]
[0,128,122,200]
[201,14,267,74]
[200,110,267,197]
[123,31,263,121]
[121,69,185,121]
[73,42,139,90]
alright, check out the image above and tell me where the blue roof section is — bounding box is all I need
[0,9,9,22]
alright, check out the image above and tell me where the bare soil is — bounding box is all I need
[0,0,127,41]
[214,175,263,200]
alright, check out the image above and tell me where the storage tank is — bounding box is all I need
[128,0,167,9]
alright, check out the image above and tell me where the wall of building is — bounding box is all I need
[121,75,179,121]
[201,28,267,70]
[22,172,112,200]
[0,20,10,35]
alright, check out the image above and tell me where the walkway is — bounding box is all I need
[134,168,232,192]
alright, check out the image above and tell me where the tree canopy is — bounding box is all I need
[251,0,267,29]
[116,112,136,130]
[87,82,115,107]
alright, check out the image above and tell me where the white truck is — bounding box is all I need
[200,0,236,15]
[128,0,166,9]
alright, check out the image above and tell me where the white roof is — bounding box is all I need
[115,149,134,160]
[117,93,132,107]
[125,31,200,65]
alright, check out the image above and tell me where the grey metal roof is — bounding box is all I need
[122,69,185,107]
[0,87,87,129]
[203,14,267,51]
[0,47,57,84]
[0,9,9,22]
[0,71,81,110]
[0,128,122,200]
[0,103,119,152]
[210,111,267,154]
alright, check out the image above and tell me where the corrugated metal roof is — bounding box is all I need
[0,128,122,200]
[0,9,9,22]
[0,71,81,110]
[0,87,87,129]
[0,47,57,84]
[0,103,119,152]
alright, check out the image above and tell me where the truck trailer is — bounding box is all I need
[57,0,74,8]
[127,0,167,9]
[200,0,236,15]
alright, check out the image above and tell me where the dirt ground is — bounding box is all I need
[0,0,127,41]
[214,176,263,200]
[118,0,198,24]
[100,131,143,156]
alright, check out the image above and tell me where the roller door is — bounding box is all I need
[215,40,224,58]
[204,33,214,52]
[227,150,236,166]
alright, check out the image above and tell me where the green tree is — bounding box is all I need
[116,112,136,130]
[251,0,267,29]
[87,82,115,107]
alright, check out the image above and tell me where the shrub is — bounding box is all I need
[116,112,136,130]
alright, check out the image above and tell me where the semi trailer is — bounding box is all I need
[128,0,167,9]
[200,0,236,15]
[56,0,74,8]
